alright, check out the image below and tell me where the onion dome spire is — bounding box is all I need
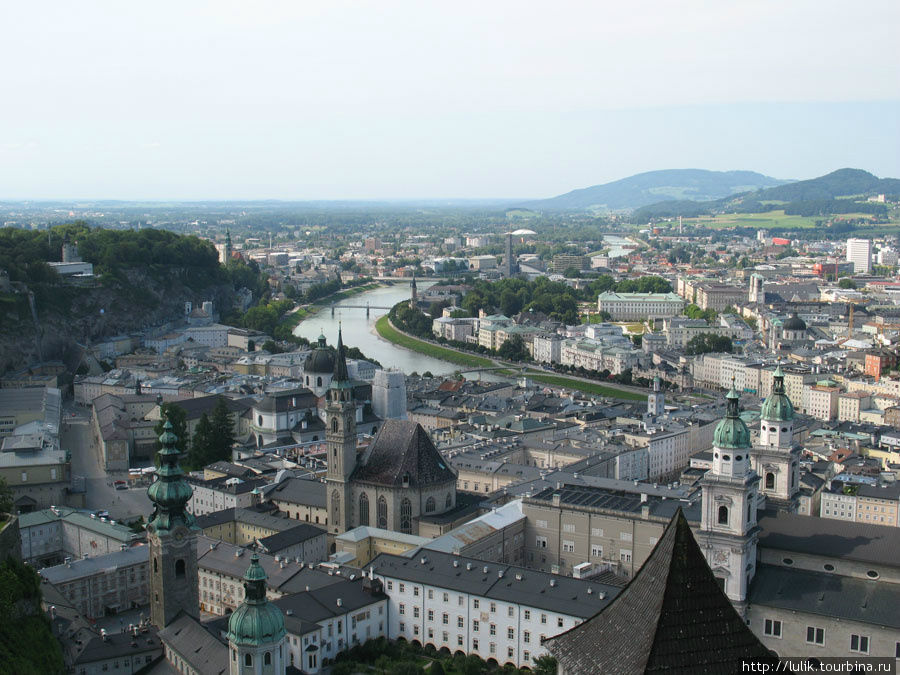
[761,361,794,422]
[226,554,286,647]
[147,412,196,533]
[713,378,751,449]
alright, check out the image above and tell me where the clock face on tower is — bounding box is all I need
[173,527,186,542]
[714,549,730,565]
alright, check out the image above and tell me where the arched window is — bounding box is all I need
[332,418,339,433]
[445,493,452,510]
[245,653,252,666]
[306,376,309,385]
[153,557,158,574]
[331,490,341,525]
[258,415,263,426]
[425,497,435,513]
[377,496,388,529]
[264,652,272,666]
[747,501,752,523]
[317,376,322,387]
[359,493,370,526]
[765,472,775,490]
[717,505,729,525]
[175,559,185,578]
[400,498,412,534]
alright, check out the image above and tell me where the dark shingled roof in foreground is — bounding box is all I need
[546,509,776,675]
[351,419,456,488]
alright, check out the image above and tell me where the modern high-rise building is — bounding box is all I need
[846,238,871,274]
[503,232,517,277]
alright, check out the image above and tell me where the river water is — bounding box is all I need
[293,281,466,375]
[603,234,636,259]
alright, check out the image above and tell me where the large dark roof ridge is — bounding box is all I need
[546,509,776,674]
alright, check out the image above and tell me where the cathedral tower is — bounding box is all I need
[409,273,417,310]
[647,376,664,418]
[325,327,357,535]
[227,554,287,675]
[752,364,800,511]
[147,414,200,628]
[697,382,759,607]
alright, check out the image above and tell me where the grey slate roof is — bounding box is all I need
[749,564,900,628]
[370,550,620,618]
[257,523,327,554]
[157,614,227,675]
[269,476,327,508]
[73,628,161,665]
[546,510,776,675]
[351,419,457,488]
[40,545,149,584]
[757,509,900,567]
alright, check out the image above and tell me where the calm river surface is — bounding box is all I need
[293,281,469,376]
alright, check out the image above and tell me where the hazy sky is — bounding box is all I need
[1,1,898,200]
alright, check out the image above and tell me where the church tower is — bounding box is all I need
[697,382,759,608]
[226,554,287,675]
[647,376,664,418]
[224,229,233,261]
[325,327,357,535]
[752,364,800,511]
[409,273,417,310]
[147,414,200,628]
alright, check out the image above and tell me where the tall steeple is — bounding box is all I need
[647,375,664,418]
[697,380,760,607]
[333,324,349,383]
[226,554,286,674]
[409,272,418,309]
[325,325,357,535]
[752,363,800,511]
[147,410,199,628]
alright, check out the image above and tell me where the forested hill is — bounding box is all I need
[730,168,900,203]
[0,223,266,373]
[631,168,900,221]
[521,169,789,211]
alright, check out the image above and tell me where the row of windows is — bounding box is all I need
[764,620,873,654]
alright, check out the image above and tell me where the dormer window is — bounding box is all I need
[402,472,410,487]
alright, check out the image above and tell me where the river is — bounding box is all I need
[603,234,636,259]
[293,281,469,376]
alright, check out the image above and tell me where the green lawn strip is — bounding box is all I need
[375,316,494,368]
[524,371,647,400]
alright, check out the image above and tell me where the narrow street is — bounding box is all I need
[62,406,152,523]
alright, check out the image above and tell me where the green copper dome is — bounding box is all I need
[147,418,197,533]
[713,386,751,450]
[760,365,795,422]
[227,554,286,647]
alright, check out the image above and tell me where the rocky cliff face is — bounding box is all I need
[0,268,238,373]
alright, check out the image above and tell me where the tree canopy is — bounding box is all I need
[685,333,733,356]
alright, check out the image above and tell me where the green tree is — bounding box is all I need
[0,557,65,674]
[533,655,558,675]
[189,413,214,468]
[838,278,857,289]
[498,334,528,362]
[210,397,236,463]
[685,333,733,356]
[0,476,12,516]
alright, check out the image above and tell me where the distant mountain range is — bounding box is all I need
[521,169,791,211]
[729,168,900,203]
[522,168,900,213]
